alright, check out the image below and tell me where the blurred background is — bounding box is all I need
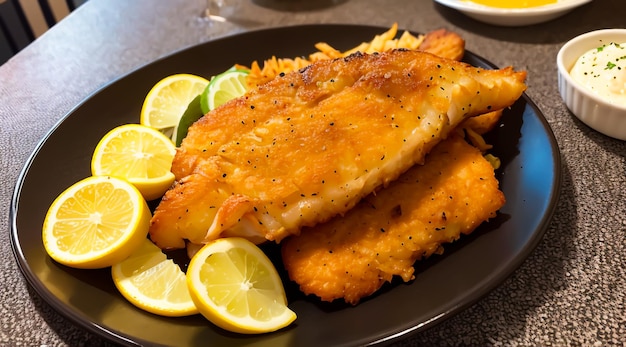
[0,0,87,65]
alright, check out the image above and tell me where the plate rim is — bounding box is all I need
[9,23,562,346]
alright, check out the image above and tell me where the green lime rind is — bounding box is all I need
[182,68,250,146]
[199,82,212,115]
[174,94,204,147]
[200,69,250,115]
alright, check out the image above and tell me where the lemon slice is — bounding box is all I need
[112,238,199,317]
[186,237,297,334]
[42,175,151,269]
[140,74,209,140]
[91,124,176,201]
[200,69,249,114]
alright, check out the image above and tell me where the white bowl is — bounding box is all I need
[434,0,592,26]
[557,29,626,141]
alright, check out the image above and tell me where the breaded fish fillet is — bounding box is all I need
[281,135,505,304]
[149,49,526,250]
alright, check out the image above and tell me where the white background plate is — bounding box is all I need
[434,0,593,26]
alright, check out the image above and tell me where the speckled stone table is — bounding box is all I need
[1,0,624,346]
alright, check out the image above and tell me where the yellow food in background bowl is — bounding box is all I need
[468,0,556,9]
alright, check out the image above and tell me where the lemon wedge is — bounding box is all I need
[140,73,209,140]
[186,237,297,334]
[91,124,176,201]
[42,175,151,269]
[112,238,199,317]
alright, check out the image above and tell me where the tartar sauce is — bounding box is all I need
[570,42,626,106]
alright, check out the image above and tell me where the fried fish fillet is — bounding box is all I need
[281,134,505,304]
[149,49,526,250]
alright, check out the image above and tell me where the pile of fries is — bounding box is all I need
[238,23,425,87]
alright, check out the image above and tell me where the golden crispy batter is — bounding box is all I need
[281,135,505,305]
[418,28,465,61]
[149,50,526,250]
[461,110,502,135]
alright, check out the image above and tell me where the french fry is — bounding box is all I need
[243,23,428,88]
[313,42,342,59]
[397,30,425,49]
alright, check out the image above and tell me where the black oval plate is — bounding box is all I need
[10,24,561,347]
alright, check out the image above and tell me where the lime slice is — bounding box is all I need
[200,69,249,114]
[173,94,204,147]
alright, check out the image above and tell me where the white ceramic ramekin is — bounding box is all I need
[557,29,626,140]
